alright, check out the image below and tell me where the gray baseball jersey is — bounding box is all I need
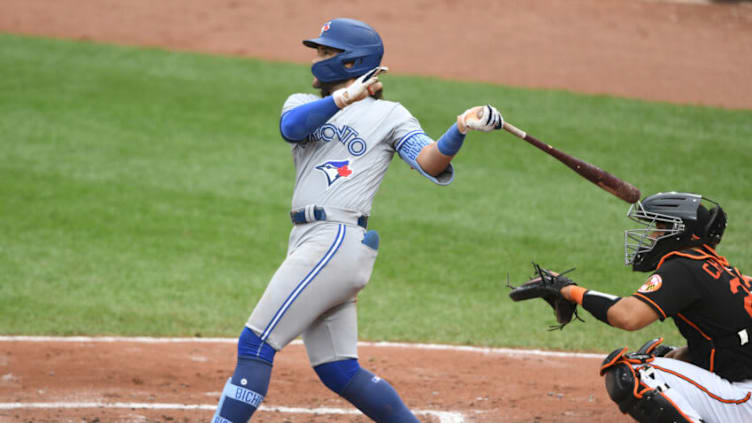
[285,93,453,214]
[246,93,452,366]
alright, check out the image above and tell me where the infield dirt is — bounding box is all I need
[1,0,750,421]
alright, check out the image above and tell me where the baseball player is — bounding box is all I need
[210,18,503,423]
[552,192,752,422]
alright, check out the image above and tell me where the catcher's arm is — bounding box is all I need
[561,286,659,330]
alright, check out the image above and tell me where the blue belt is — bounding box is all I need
[290,206,368,229]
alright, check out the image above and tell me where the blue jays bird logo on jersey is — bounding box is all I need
[315,160,353,187]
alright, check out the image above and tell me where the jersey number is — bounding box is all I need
[730,276,752,319]
[703,261,752,319]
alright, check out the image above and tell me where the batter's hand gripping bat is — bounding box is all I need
[502,121,641,204]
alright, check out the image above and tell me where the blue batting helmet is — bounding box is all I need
[303,18,384,83]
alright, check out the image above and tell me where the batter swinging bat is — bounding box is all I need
[502,121,641,204]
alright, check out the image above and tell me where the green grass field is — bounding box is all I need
[2,34,751,352]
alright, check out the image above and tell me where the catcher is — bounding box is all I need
[509,192,752,423]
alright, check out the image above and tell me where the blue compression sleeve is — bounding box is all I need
[314,359,360,394]
[279,96,340,142]
[340,367,420,422]
[315,360,419,423]
[212,328,276,422]
[212,358,271,422]
[436,123,466,155]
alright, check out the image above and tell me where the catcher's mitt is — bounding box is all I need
[508,263,583,330]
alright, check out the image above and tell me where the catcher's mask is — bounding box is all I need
[624,192,727,272]
[303,18,384,83]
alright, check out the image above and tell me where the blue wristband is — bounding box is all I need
[436,123,466,156]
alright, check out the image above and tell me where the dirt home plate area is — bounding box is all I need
[1,0,751,422]
[1,337,621,422]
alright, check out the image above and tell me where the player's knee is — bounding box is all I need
[238,327,276,364]
[602,361,695,423]
[313,358,360,394]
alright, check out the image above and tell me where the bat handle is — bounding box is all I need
[503,122,527,139]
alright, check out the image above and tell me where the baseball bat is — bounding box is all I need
[502,121,641,204]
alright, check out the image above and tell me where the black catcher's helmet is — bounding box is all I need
[624,192,727,272]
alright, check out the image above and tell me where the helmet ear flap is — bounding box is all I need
[704,206,727,246]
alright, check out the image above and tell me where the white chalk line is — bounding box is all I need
[0,402,464,423]
[645,0,713,4]
[0,336,605,423]
[0,336,605,359]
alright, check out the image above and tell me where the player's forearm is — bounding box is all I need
[563,286,657,331]
[279,97,340,142]
[564,286,623,327]
[606,298,656,331]
[416,142,452,176]
[416,123,465,176]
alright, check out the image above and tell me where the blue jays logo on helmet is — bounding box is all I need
[303,18,384,83]
[315,160,353,187]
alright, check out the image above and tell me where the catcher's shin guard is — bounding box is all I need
[601,349,697,423]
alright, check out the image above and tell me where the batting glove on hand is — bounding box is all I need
[457,104,503,134]
[332,66,388,108]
